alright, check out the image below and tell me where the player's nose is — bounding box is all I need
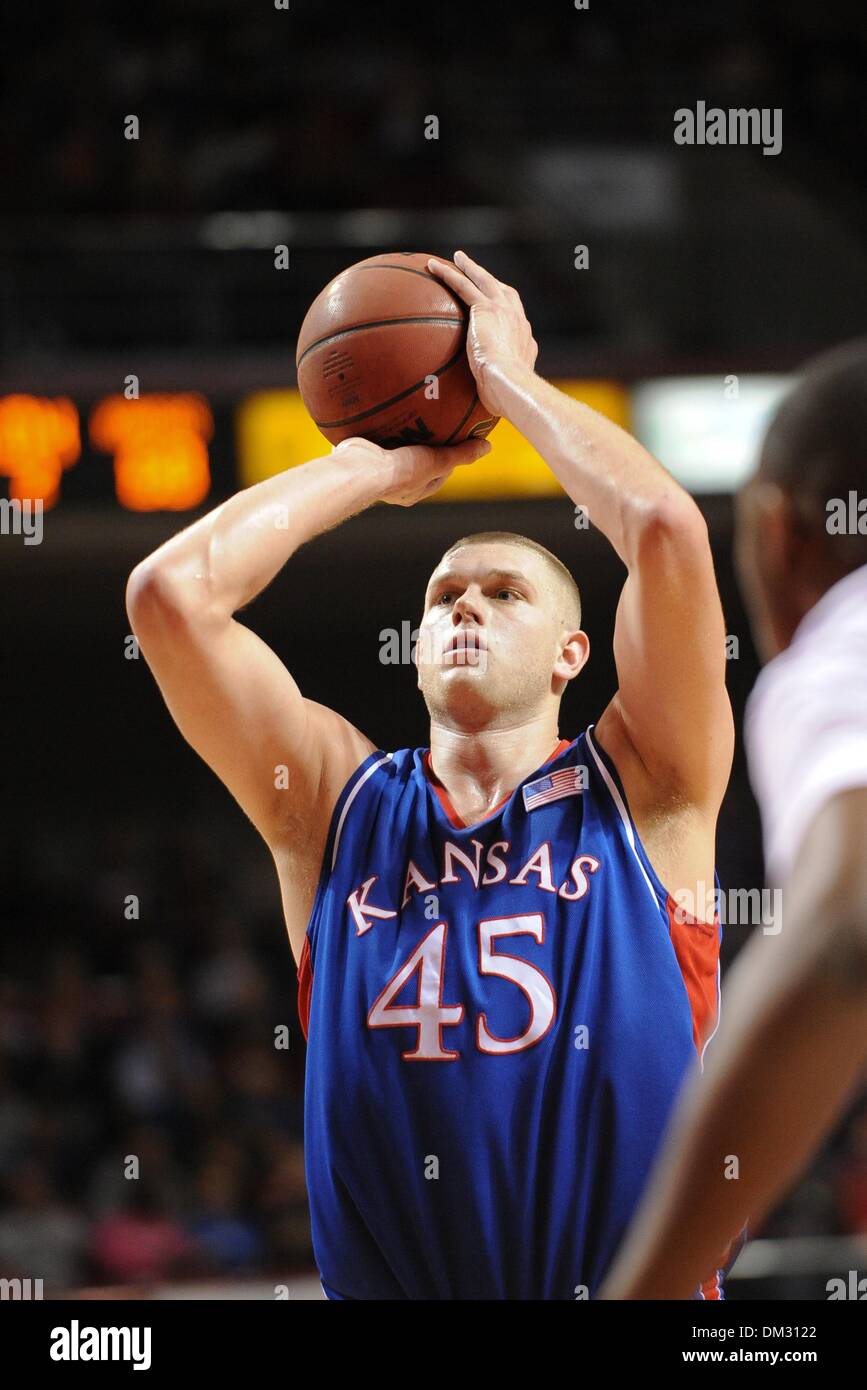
[451,589,485,624]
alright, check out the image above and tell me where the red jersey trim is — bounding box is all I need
[670,900,734,1300]
[665,894,720,1056]
[297,935,313,1041]
[700,1268,723,1300]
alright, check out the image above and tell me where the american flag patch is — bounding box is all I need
[522,764,587,811]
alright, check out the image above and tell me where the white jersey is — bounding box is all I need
[745,562,867,886]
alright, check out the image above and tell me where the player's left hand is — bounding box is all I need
[427,251,538,418]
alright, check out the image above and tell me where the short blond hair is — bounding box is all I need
[440,531,581,628]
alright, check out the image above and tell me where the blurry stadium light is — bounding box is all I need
[333,207,515,246]
[631,375,793,492]
[729,1235,867,1281]
[0,395,80,508]
[90,394,214,511]
[433,208,515,242]
[335,209,408,245]
[433,381,630,501]
[200,207,517,252]
[201,211,296,250]
[237,382,629,500]
[526,147,679,230]
[237,390,334,487]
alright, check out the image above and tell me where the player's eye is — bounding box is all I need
[435,591,454,605]
[495,588,520,601]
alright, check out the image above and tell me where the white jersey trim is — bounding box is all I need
[585,728,660,912]
[698,960,722,1073]
[331,752,393,871]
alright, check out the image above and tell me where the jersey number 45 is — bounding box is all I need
[367,914,555,1061]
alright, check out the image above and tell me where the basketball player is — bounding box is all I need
[600,340,867,1300]
[126,250,734,1299]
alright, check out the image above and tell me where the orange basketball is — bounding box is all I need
[295,252,499,448]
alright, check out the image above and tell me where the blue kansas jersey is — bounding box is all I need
[297,726,723,1299]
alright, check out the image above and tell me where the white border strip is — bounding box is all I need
[584,728,660,912]
[331,753,393,870]
[698,960,722,1069]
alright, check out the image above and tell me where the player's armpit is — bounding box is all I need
[126,565,377,851]
[601,500,734,810]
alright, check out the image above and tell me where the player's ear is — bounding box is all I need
[554,629,590,686]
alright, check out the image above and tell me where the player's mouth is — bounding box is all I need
[443,629,488,666]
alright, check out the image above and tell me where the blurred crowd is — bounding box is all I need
[4,3,863,363]
[0,814,311,1291]
[0,806,865,1294]
[3,1,862,217]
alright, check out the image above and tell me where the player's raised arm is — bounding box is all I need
[428,251,733,810]
[125,434,490,934]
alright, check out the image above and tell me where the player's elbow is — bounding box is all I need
[126,560,194,638]
[628,493,710,570]
[648,493,708,546]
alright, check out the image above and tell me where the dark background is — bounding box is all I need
[1,0,866,1297]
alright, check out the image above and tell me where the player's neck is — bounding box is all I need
[426,720,563,815]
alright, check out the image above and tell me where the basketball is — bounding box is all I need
[295,251,499,449]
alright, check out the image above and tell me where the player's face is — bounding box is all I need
[415,543,585,726]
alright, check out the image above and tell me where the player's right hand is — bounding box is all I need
[333,435,492,507]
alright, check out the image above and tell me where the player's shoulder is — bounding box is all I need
[326,740,425,800]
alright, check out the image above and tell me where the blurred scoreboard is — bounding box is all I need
[0,392,219,512]
[236,380,629,501]
[0,376,792,511]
